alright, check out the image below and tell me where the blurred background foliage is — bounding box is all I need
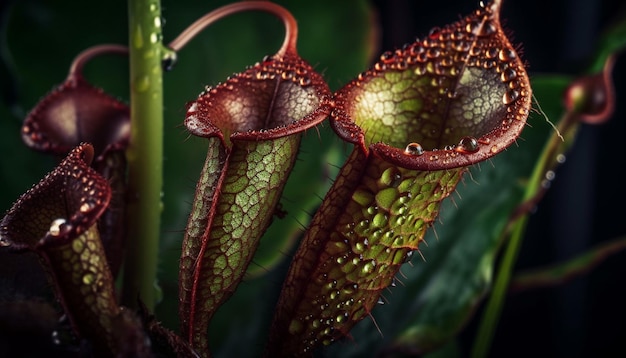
[1,0,625,357]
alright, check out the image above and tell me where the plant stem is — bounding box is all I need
[68,44,128,80]
[122,0,163,311]
[471,111,578,358]
[167,1,298,56]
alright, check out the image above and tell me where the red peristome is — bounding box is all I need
[0,143,111,250]
[330,0,531,171]
[184,51,331,144]
[22,76,130,159]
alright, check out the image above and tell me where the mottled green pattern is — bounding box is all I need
[0,144,145,355]
[354,66,508,151]
[45,225,121,352]
[268,151,464,356]
[182,135,301,354]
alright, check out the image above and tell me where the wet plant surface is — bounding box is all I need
[1,0,625,357]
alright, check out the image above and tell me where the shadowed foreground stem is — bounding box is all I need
[472,53,617,357]
[122,0,164,311]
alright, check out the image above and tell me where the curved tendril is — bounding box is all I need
[68,44,129,80]
[167,1,298,56]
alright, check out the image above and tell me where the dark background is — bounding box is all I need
[0,0,624,357]
[372,0,626,357]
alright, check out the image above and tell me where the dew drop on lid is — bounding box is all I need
[404,142,424,155]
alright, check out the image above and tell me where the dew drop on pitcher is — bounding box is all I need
[456,136,479,153]
[404,142,424,155]
[49,218,68,237]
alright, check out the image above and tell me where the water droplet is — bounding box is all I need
[49,218,67,237]
[323,326,334,336]
[79,200,95,213]
[452,40,469,52]
[377,297,385,305]
[281,70,295,80]
[380,51,394,63]
[404,142,424,155]
[133,26,144,49]
[135,76,150,92]
[154,17,162,28]
[299,77,312,86]
[51,330,63,345]
[426,47,440,59]
[501,68,517,82]
[353,240,366,254]
[480,22,496,36]
[485,47,498,58]
[545,170,556,181]
[499,48,517,61]
[556,154,566,164]
[466,21,480,34]
[428,26,441,39]
[502,89,519,105]
[162,49,178,71]
[336,311,349,323]
[456,136,479,153]
[374,62,387,71]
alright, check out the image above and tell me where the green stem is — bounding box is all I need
[122,0,164,311]
[471,112,578,358]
